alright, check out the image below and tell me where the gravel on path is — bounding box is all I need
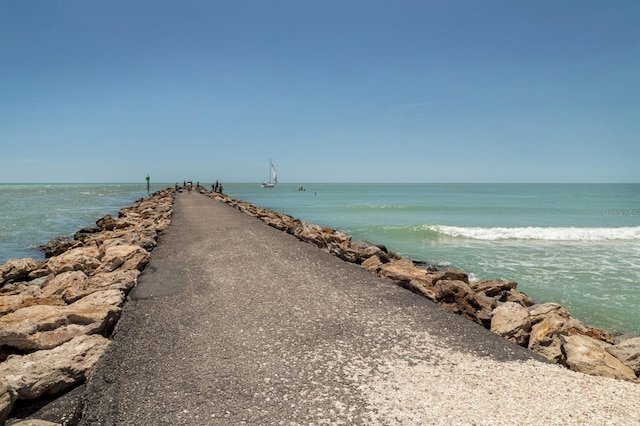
[80,192,640,425]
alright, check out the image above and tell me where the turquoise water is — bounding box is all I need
[0,183,638,334]
[0,183,169,262]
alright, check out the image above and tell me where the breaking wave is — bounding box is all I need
[425,225,640,241]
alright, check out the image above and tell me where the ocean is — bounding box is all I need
[0,183,167,263]
[1,183,638,335]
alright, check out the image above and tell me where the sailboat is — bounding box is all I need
[261,160,278,188]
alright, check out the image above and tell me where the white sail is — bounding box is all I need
[261,159,277,188]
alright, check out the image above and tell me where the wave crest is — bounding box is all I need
[426,225,640,241]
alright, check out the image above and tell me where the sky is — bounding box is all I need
[1,0,638,184]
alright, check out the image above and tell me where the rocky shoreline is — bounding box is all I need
[1,189,174,424]
[0,188,638,424]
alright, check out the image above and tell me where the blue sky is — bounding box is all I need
[1,0,638,183]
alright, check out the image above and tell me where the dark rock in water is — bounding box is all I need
[413,260,439,272]
[96,215,117,231]
[39,237,79,258]
[352,240,389,253]
[73,227,101,242]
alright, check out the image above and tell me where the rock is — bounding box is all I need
[567,323,615,345]
[326,241,361,263]
[94,244,149,274]
[40,270,89,303]
[426,269,469,285]
[614,334,640,345]
[528,313,568,362]
[40,270,138,304]
[102,229,159,251]
[46,247,101,275]
[501,288,536,307]
[361,255,384,273]
[1,378,18,425]
[357,245,390,263]
[528,302,570,325]
[40,237,81,258]
[474,292,498,327]
[0,290,124,350]
[345,241,391,264]
[73,226,102,243]
[562,334,637,381]
[490,302,531,346]
[606,337,640,376]
[1,259,42,286]
[96,214,117,231]
[378,259,437,299]
[0,334,110,400]
[434,280,491,327]
[470,279,517,297]
[379,259,427,283]
[0,285,65,316]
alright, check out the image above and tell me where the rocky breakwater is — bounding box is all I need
[0,189,174,423]
[205,189,640,384]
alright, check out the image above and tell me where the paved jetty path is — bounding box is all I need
[80,192,640,425]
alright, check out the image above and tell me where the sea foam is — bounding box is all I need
[427,225,640,241]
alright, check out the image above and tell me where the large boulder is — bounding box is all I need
[46,246,102,275]
[426,269,469,286]
[1,259,42,286]
[40,270,88,303]
[361,255,384,273]
[434,280,491,327]
[528,313,568,362]
[0,284,65,316]
[562,334,637,381]
[40,269,138,303]
[470,279,517,297]
[95,244,150,274]
[490,302,531,346]
[528,302,570,325]
[96,214,118,231]
[501,288,536,307]
[606,337,640,376]
[378,259,437,300]
[0,378,17,425]
[0,290,124,350]
[101,229,159,252]
[0,334,110,400]
[379,259,427,283]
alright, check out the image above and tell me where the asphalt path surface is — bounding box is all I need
[80,191,542,425]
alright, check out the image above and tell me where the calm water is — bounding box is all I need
[0,183,168,262]
[1,183,638,334]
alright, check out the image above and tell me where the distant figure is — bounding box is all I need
[187,181,193,194]
[213,180,222,193]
